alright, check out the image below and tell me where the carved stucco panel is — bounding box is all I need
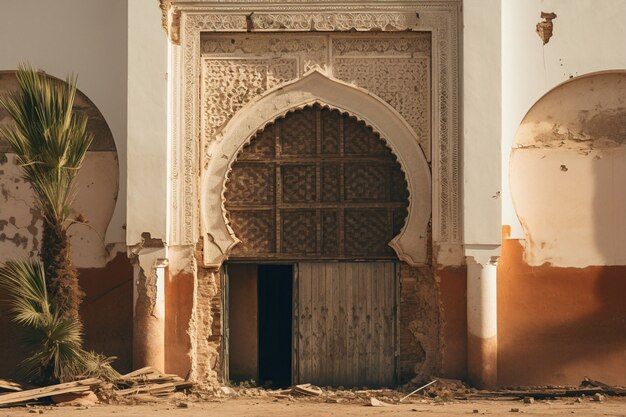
[251,12,418,31]
[333,56,430,157]
[332,36,431,55]
[201,58,298,167]
[174,5,461,264]
[201,35,328,73]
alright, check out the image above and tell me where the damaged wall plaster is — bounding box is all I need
[131,246,168,371]
[398,264,443,383]
[188,266,222,388]
[0,153,122,267]
[511,71,626,267]
[536,12,557,45]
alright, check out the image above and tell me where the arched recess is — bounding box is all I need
[0,70,118,266]
[510,70,626,267]
[201,70,431,267]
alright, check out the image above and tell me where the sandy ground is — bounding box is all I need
[1,397,626,417]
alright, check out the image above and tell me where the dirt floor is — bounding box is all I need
[2,396,626,417]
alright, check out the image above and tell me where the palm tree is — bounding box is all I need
[0,65,92,320]
[0,65,120,384]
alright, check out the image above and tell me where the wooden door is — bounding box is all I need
[295,262,397,387]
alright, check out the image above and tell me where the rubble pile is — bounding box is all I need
[0,366,194,408]
[1,373,624,409]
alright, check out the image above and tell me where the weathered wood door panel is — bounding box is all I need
[296,262,396,387]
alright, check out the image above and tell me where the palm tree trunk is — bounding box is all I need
[41,220,83,319]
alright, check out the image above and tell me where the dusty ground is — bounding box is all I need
[2,397,626,417]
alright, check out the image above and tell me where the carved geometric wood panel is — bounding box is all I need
[224,105,409,260]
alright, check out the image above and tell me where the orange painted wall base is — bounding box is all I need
[498,237,626,386]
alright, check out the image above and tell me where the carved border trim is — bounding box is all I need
[170,3,461,264]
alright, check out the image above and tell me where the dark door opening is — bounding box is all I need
[258,264,293,388]
[227,263,293,388]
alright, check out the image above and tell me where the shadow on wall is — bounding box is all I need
[505,71,626,386]
[0,70,132,377]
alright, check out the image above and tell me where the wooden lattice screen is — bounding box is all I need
[224,105,409,260]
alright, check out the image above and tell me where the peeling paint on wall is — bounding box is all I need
[536,12,557,45]
[397,264,444,383]
[0,153,121,267]
[188,265,222,388]
[511,71,626,267]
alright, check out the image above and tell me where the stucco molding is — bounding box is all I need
[200,70,432,267]
[169,1,461,264]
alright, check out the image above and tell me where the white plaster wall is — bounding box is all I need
[511,148,626,267]
[462,0,502,260]
[0,0,128,246]
[126,0,169,245]
[501,0,626,239]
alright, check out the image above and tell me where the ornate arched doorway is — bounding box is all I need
[224,105,409,387]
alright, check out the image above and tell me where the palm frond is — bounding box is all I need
[0,260,49,327]
[17,312,85,383]
[78,352,122,381]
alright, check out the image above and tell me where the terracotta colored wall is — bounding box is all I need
[165,271,194,377]
[0,291,25,378]
[498,238,626,386]
[0,253,133,378]
[439,265,468,380]
[80,252,134,374]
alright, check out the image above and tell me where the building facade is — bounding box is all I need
[0,0,624,388]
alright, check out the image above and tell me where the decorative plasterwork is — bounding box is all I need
[201,71,431,267]
[199,33,431,167]
[168,1,461,265]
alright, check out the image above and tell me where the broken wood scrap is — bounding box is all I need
[0,379,23,393]
[111,367,194,398]
[116,367,184,384]
[400,380,438,402]
[292,384,323,397]
[115,382,176,396]
[0,378,102,407]
[120,366,162,379]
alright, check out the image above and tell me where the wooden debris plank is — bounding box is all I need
[117,375,184,385]
[292,383,323,397]
[121,367,164,379]
[115,382,176,396]
[0,378,101,406]
[0,380,23,392]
